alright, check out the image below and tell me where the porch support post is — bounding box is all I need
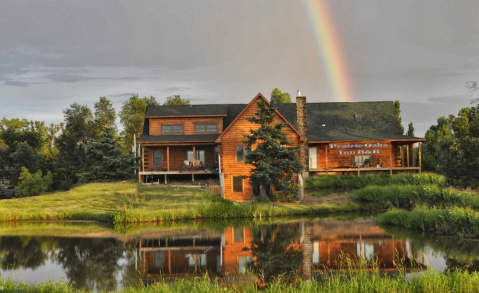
[193,145,196,166]
[325,145,329,173]
[390,151,393,175]
[406,144,410,167]
[400,146,404,167]
[357,156,360,175]
[167,146,170,171]
[412,143,416,168]
[164,174,167,184]
[419,143,422,173]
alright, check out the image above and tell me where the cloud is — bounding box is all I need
[4,80,30,87]
[427,95,473,104]
[164,86,191,92]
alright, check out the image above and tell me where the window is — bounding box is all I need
[232,176,243,193]
[189,254,206,267]
[238,256,253,273]
[353,156,372,167]
[236,146,246,163]
[309,147,318,169]
[153,150,163,165]
[195,123,217,133]
[187,150,205,165]
[154,251,164,268]
[234,227,244,243]
[161,124,183,133]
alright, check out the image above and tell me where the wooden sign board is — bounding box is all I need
[328,141,391,156]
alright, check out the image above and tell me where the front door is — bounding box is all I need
[309,147,318,169]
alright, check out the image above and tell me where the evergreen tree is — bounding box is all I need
[242,99,303,201]
[394,101,405,134]
[78,128,136,183]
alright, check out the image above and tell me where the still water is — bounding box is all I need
[1,216,479,292]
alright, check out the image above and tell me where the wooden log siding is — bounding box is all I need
[310,140,402,169]
[218,96,302,200]
[222,227,253,274]
[149,117,223,135]
[143,145,217,171]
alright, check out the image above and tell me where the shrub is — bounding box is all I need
[16,167,53,197]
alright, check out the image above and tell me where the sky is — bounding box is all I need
[1,0,479,136]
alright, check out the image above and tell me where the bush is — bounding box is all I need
[16,167,53,197]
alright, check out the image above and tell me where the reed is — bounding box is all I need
[351,184,479,209]
[378,206,479,238]
[3,265,479,292]
[306,173,446,190]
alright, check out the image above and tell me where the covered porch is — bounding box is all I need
[308,138,426,176]
[139,142,220,183]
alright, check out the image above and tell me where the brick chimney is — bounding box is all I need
[296,90,309,177]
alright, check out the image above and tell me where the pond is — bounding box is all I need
[1,215,479,292]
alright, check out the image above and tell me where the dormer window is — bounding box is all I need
[354,114,362,122]
[161,124,183,134]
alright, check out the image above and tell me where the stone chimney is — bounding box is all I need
[296,91,309,177]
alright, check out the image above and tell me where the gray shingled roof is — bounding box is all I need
[277,101,421,141]
[138,134,220,143]
[146,105,228,117]
[141,100,422,143]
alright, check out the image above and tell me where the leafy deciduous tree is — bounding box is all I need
[163,95,190,106]
[394,101,405,135]
[94,96,117,135]
[270,88,292,104]
[119,95,159,154]
[16,167,53,197]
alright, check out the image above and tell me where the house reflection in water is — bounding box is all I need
[137,219,427,284]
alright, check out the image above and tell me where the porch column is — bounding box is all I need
[325,145,328,172]
[389,151,393,175]
[357,156,360,175]
[419,143,422,173]
[192,146,196,182]
[406,145,410,167]
[412,143,416,168]
[400,146,404,167]
[167,146,170,171]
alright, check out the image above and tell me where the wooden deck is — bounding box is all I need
[310,167,421,175]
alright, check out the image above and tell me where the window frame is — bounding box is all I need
[194,123,218,133]
[232,176,243,193]
[161,124,184,134]
[153,150,163,166]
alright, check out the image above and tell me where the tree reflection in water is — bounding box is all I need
[0,236,53,270]
[247,224,303,283]
[56,237,125,292]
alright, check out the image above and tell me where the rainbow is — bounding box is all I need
[303,0,354,102]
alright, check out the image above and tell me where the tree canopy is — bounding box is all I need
[270,88,292,104]
[119,94,159,154]
[394,101,405,134]
[163,95,190,106]
[242,99,303,201]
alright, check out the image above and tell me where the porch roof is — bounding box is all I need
[137,133,220,143]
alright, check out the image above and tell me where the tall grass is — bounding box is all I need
[378,206,479,238]
[4,265,479,292]
[306,173,446,190]
[351,184,479,209]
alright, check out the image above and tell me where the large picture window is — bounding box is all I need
[187,150,205,165]
[353,156,372,167]
[153,150,163,165]
[232,176,243,193]
[195,123,217,133]
[161,124,183,133]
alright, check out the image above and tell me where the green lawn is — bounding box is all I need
[0,182,362,223]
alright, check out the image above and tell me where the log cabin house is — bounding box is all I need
[137,92,425,200]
